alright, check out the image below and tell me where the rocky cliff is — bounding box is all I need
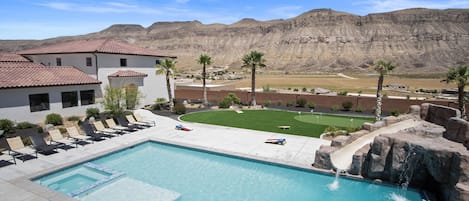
[1,8,469,73]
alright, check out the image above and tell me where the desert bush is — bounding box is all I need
[331,105,340,111]
[86,107,100,119]
[293,88,299,92]
[296,98,307,107]
[0,119,14,133]
[302,87,307,92]
[174,102,186,115]
[390,109,400,117]
[263,100,271,107]
[338,91,348,96]
[45,113,63,126]
[286,101,294,107]
[355,107,363,113]
[102,85,125,117]
[125,85,143,110]
[219,99,231,109]
[308,102,316,109]
[342,101,353,111]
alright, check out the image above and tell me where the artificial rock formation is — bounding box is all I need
[361,132,468,201]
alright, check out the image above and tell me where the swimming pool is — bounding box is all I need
[34,141,423,201]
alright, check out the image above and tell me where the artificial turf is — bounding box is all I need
[180,110,374,138]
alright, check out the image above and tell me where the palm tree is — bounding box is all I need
[242,51,266,106]
[373,59,396,121]
[442,64,469,120]
[197,54,212,106]
[156,58,176,111]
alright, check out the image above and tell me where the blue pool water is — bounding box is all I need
[34,141,423,201]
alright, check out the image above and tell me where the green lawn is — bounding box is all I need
[180,110,374,138]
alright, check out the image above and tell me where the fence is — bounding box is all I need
[175,89,465,115]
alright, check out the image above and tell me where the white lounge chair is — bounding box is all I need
[49,129,77,148]
[6,136,37,162]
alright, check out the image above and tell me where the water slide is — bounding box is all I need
[330,119,422,170]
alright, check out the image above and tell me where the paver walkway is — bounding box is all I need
[330,119,422,170]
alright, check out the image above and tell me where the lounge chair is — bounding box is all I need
[116,116,144,130]
[105,119,133,133]
[6,136,37,162]
[30,135,58,155]
[93,121,122,135]
[264,138,287,145]
[66,126,92,144]
[80,122,107,141]
[134,113,156,126]
[49,129,77,149]
[126,115,152,127]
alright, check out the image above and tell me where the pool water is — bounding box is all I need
[34,141,423,201]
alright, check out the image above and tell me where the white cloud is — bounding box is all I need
[359,0,469,13]
[268,5,302,18]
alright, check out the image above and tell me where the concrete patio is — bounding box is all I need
[0,109,330,201]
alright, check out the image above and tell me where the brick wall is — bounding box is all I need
[176,89,467,115]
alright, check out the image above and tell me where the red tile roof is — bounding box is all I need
[0,61,45,68]
[108,70,148,78]
[18,39,176,58]
[0,53,30,62]
[0,66,101,89]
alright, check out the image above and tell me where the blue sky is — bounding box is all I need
[1,0,468,40]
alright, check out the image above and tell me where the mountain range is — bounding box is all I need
[1,8,468,73]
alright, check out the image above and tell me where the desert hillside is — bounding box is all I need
[1,8,468,73]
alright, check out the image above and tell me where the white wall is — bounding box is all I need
[0,85,103,123]
[23,53,174,107]
[99,68,174,106]
[25,53,97,77]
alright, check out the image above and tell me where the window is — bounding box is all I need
[86,57,92,66]
[120,58,127,67]
[155,59,160,65]
[80,90,95,105]
[56,58,62,66]
[61,91,78,108]
[29,93,50,112]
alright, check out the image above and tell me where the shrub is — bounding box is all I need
[331,105,340,111]
[277,101,282,106]
[174,102,186,114]
[293,88,299,92]
[102,85,125,117]
[86,108,100,119]
[125,85,143,110]
[347,127,361,133]
[37,127,44,134]
[391,109,400,117]
[287,87,291,90]
[16,122,35,129]
[310,89,315,94]
[296,98,307,107]
[338,91,348,96]
[383,93,388,98]
[67,116,81,121]
[219,99,232,109]
[219,93,241,109]
[286,101,294,107]
[355,107,363,113]
[342,101,353,111]
[45,113,63,126]
[302,87,307,92]
[263,100,271,107]
[0,119,14,133]
[308,102,316,109]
